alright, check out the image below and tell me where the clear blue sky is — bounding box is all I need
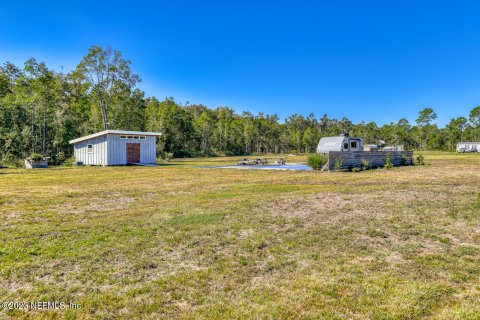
[1,1,480,126]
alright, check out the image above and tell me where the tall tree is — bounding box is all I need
[469,106,480,140]
[194,111,215,156]
[145,98,195,157]
[445,117,468,150]
[416,108,437,150]
[74,46,140,130]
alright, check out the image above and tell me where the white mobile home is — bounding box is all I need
[456,142,480,153]
[69,130,162,165]
[316,134,364,153]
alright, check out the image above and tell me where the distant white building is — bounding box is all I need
[316,134,364,153]
[69,130,162,165]
[456,142,480,153]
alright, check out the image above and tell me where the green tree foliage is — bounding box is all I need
[74,46,140,130]
[469,106,480,140]
[145,98,195,157]
[194,111,215,156]
[445,117,468,150]
[416,108,438,150]
[1,47,480,165]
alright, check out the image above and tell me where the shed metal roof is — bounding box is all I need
[69,130,162,144]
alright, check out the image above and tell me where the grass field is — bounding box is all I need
[1,152,480,319]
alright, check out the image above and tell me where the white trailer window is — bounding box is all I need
[87,144,93,153]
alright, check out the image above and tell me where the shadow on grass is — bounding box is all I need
[156,163,186,167]
[0,170,22,175]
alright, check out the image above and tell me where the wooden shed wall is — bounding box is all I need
[107,134,157,165]
[328,151,413,171]
[73,135,108,165]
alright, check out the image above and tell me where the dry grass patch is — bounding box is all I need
[1,152,480,319]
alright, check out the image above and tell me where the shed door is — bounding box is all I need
[126,143,141,163]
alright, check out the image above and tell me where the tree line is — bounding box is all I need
[1,46,480,165]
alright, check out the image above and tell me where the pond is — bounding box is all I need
[200,163,313,171]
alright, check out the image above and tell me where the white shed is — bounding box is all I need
[316,134,364,153]
[69,130,162,166]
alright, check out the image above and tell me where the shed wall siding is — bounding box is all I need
[107,134,157,165]
[73,135,108,165]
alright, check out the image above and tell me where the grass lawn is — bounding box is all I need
[1,152,480,319]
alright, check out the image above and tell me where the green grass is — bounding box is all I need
[1,152,480,319]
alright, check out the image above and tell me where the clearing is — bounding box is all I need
[1,152,480,319]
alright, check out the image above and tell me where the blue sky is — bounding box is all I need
[1,1,480,126]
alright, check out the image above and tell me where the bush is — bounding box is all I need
[56,151,66,164]
[307,154,328,170]
[163,152,173,162]
[361,160,370,171]
[1,154,19,167]
[63,157,76,166]
[334,157,344,171]
[384,153,394,170]
[416,154,425,166]
[29,153,44,161]
[351,167,361,172]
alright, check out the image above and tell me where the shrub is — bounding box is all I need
[384,153,394,170]
[361,160,370,171]
[416,154,425,166]
[1,154,18,167]
[351,167,361,172]
[29,153,44,161]
[56,151,66,164]
[63,157,76,166]
[163,152,173,162]
[334,157,344,171]
[307,154,328,171]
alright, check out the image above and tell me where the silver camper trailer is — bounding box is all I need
[316,134,364,154]
[316,134,413,171]
[456,142,480,153]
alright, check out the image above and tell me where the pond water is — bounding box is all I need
[200,164,313,171]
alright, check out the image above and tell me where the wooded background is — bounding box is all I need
[1,46,480,165]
